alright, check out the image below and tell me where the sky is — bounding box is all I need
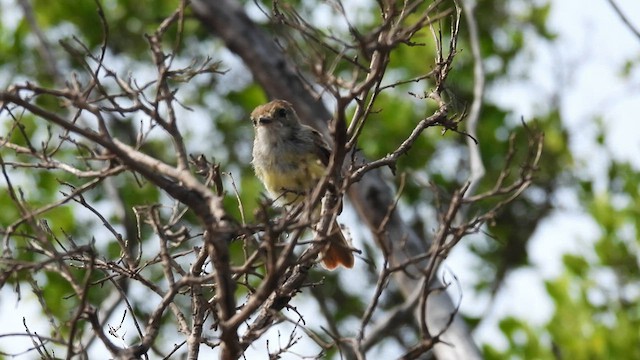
[1,0,639,358]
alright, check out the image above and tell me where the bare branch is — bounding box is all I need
[606,0,640,40]
[461,0,486,197]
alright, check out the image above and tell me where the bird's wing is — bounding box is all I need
[308,126,332,167]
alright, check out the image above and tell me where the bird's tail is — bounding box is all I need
[317,221,355,270]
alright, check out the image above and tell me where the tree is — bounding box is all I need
[6,0,632,359]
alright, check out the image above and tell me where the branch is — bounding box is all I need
[190,1,482,359]
[0,87,240,358]
[606,0,640,40]
[461,0,486,197]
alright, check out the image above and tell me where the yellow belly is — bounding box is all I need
[258,153,325,206]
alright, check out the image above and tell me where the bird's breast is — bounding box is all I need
[255,151,325,205]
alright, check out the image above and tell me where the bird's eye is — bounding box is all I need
[276,108,287,118]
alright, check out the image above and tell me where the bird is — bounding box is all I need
[250,99,355,269]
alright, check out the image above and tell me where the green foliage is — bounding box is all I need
[544,261,640,359]
[483,317,554,360]
[486,144,640,358]
[358,93,435,165]
[33,0,181,53]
